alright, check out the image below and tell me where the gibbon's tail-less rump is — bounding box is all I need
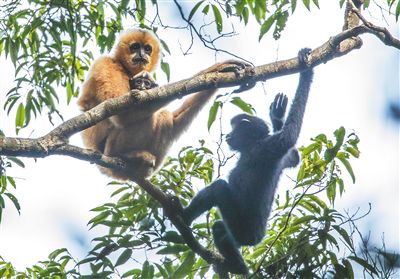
[182,48,314,275]
[78,29,252,180]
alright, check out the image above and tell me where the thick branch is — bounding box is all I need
[0,17,399,274]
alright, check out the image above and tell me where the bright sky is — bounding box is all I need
[0,1,398,275]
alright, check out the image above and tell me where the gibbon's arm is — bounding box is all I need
[260,49,313,158]
[280,68,313,148]
[171,60,252,138]
[172,89,215,137]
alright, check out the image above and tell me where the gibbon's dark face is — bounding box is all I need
[226,114,269,151]
[129,76,157,91]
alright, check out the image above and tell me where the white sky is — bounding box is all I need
[0,1,399,275]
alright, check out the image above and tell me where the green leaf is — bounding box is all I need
[15,103,25,134]
[49,248,68,260]
[188,1,204,21]
[396,0,400,21]
[259,15,275,40]
[291,0,297,13]
[326,179,336,204]
[324,127,345,162]
[115,249,132,266]
[242,7,249,25]
[291,215,315,226]
[337,156,355,183]
[154,263,169,278]
[122,269,141,278]
[161,61,170,82]
[207,101,222,131]
[312,0,320,8]
[5,193,20,214]
[211,5,223,33]
[230,97,254,114]
[8,157,25,168]
[202,4,209,15]
[141,260,154,279]
[348,256,378,275]
[162,231,184,244]
[344,146,360,158]
[273,11,288,40]
[343,259,354,279]
[160,39,171,55]
[303,0,311,10]
[171,252,195,279]
[157,244,188,255]
[297,163,305,181]
[9,40,18,66]
[333,225,353,250]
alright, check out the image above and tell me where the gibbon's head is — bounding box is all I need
[226,114,269,152]
[115,29,161,76]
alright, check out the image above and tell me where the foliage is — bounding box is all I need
[2,0,399,134]
[0,130,24,223]
[1,1,400,278]
[1,130,397,278]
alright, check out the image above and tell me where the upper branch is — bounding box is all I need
[0,12,399,274]
[45,20,400,141]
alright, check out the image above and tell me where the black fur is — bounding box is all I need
[183,48,314,274]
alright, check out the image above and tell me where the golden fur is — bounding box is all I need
[78,29,246,180]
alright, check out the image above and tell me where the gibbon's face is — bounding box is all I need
[226,114,269,151]
[115,29,161,76]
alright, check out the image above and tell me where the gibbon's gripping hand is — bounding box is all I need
[298,48,312,68]
[215,60,256,94]
[215,60,254,76]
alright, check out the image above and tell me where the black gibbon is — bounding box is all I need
[182,48,314,274]
[78,29,250,180]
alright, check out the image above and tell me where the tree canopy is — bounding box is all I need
[0,0,399,278]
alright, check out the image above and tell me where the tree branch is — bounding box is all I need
[0,16,399,273]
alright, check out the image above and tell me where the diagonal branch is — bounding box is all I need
[0,16,399,273]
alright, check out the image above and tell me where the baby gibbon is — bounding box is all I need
[78,29,249,180]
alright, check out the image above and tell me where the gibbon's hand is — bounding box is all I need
[215,60,254,76]
[270,93,288,121]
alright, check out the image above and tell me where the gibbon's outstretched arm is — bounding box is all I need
[172,61,251,138]
[279,48,313,148]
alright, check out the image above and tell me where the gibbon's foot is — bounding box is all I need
[298,48,312,67]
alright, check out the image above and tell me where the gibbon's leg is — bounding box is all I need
[172,61,252,137]
[212,221,249,275]
[183,179,231,225]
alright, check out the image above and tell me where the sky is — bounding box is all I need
[0,1,399,276]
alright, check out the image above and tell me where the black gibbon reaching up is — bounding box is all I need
[182,48,314,274]
[78,28,251,180]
